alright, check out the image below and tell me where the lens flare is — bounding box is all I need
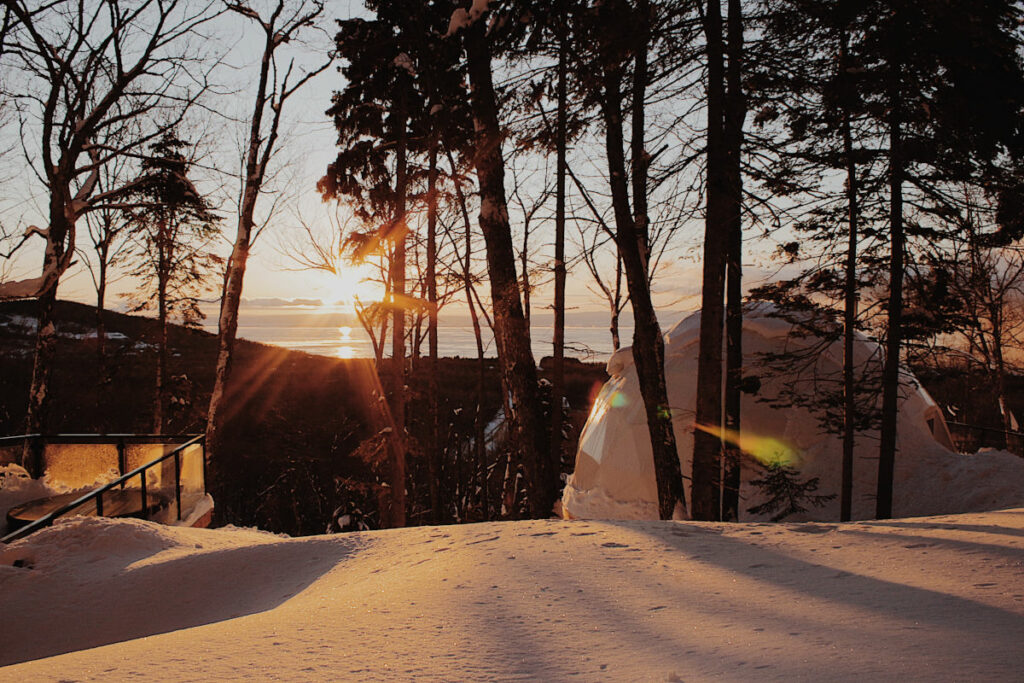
[694,423,798,467]
[588,380,605,408]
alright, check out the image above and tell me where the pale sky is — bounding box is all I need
[0,0,792,328]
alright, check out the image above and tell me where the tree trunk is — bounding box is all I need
[839,29,860,523]
[95,254,108,433]
[693,0,729,521]
[25,288,57,474]
[464,24,550,518]
[24,190,73,471]
[96,254,108,362]
[426,136,442,523]
[549,19,568,499]
[450,150,490,520]
[206,199,253,471]
[386,87,409,528]
[155,223,168,435]
[721,0,746,522]
[521,218,531,327]
[876,67,904,520]
[599,5,685,520]
[993,317,1011,446]
[155,268,168,435]
[611,256,623,351]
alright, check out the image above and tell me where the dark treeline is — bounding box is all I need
[2,0,1024,529]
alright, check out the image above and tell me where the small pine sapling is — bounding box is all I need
[747,462,836,522]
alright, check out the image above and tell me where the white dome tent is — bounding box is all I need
[561,307,1024,521]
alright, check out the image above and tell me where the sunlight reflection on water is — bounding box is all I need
[211,322,628,361]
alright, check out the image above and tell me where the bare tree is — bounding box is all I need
[588,0,686,520]
[277,205,392,363]
[568,165,627,351]
[952,244,1024,440]
[452,8,552,517]
[79,152,136,359]
[206,0,330,472]
[508,157,553,326]
[925,190,1024,442]
[0,0,220,453]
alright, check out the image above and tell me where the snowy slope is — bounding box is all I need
[1,512,1023,681]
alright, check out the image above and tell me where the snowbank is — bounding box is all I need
[0,465,53,536]
[1,512,1022,680]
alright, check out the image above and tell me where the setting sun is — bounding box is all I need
[323,264,385,310]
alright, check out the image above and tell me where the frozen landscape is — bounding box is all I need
[3,0,1024,679]
[1,509,1022,681]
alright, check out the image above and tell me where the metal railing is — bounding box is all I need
[1,434,206,544]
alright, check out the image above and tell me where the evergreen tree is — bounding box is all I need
[127,132,221,434]
[857,0,1024,518]
[748,0,881,521]
[320,11,419,528]
[747,462,836,522]
[752,0,1024,519]
[693,0,730,520]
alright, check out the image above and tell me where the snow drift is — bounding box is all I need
[562,308,1024,521]
[1,512,1022,680]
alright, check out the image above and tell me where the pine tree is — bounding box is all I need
[750,0,1024,519]
[747,462,836,522]
[858,0,1024,518]
[748,0,878,521]
[127,132,221,434]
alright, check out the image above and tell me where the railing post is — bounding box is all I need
[117,437,126,487]
[140,469,149,521]
[174,449,182,521]
[201,435,208,494]
[29,435,44,479]
[96,492,104,517]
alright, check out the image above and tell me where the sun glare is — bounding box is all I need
[325,265,384,309]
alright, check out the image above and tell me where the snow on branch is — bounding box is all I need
[0,252,67,301]
[444,0,491,37]
[392,53,415,76]
[0,275,47,300]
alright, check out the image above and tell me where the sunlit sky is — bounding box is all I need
[0,0,793,329]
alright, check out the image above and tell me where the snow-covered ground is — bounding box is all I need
[1,511,1022,681]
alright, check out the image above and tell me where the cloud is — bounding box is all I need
[242,297,325,308]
